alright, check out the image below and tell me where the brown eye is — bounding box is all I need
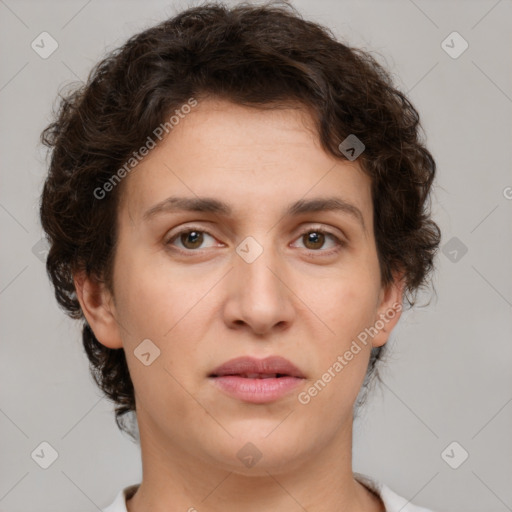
[303,231,325,250]
[166,227,218,251]
[291,227,345,254]
[180,230,204,249]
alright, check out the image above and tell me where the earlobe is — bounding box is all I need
[371,272,405,348]
[73,271,123,349]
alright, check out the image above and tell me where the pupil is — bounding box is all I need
[306,231,323,249]
[182,231,203,248]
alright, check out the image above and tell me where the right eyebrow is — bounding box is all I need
[142,196,231,221]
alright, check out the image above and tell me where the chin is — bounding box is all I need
[200,427,315,476]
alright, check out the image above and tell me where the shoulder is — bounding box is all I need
[354,473,437,512]
[102,484,140,512]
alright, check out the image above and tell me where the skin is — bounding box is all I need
[75,97,403,512]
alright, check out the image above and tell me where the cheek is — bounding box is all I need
[112,248,192,339]
[305,267,381,402]
[111,256,204,420]
[111,250,212,377]
[318,268,381,343]
[303,279,378,418]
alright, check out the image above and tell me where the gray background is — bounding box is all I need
[1,0,511,511]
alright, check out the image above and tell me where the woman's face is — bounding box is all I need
[87,98,402,475]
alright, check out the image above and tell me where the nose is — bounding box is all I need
[222,238,295,336]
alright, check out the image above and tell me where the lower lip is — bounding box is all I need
[210,376,305,403]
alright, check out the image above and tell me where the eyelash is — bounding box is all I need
[165,225,346,256]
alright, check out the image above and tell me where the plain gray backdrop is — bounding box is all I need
[1,0,511,511]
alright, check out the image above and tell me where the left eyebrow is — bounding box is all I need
[142,195,366,230]
[286,197,365,230]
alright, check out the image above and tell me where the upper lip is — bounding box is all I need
[209,356,305,378]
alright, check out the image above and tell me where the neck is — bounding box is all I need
[126,412,384,512]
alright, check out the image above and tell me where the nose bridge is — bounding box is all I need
[226,231,294,333]
[235,232,282,298]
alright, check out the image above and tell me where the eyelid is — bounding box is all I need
[295,223,346,242]
[165,225,220,248]
[292,225,346,253]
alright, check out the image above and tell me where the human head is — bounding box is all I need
[39,1,440,440]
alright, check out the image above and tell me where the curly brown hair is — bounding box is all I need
[39,1,440,439]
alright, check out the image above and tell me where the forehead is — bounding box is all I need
[119,98,372,225]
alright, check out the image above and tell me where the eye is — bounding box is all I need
[166,227,219,251]
[165,225,345,254]
[291,227,345,253]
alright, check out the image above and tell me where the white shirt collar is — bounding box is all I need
[102,473,435,512]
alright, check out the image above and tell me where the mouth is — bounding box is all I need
[209,373,295,379]
[209,355,306,379]
[209,374,305,404]
[208,356,306,403]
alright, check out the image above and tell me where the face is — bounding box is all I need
[78,98,402,476]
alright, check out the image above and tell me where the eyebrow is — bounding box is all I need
[142,195,365,229]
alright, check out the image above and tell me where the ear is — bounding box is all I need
[371,271,405,348]
[73,271,123,349]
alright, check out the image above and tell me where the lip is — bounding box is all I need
[209,355,305,378]
[209,356,306,404]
